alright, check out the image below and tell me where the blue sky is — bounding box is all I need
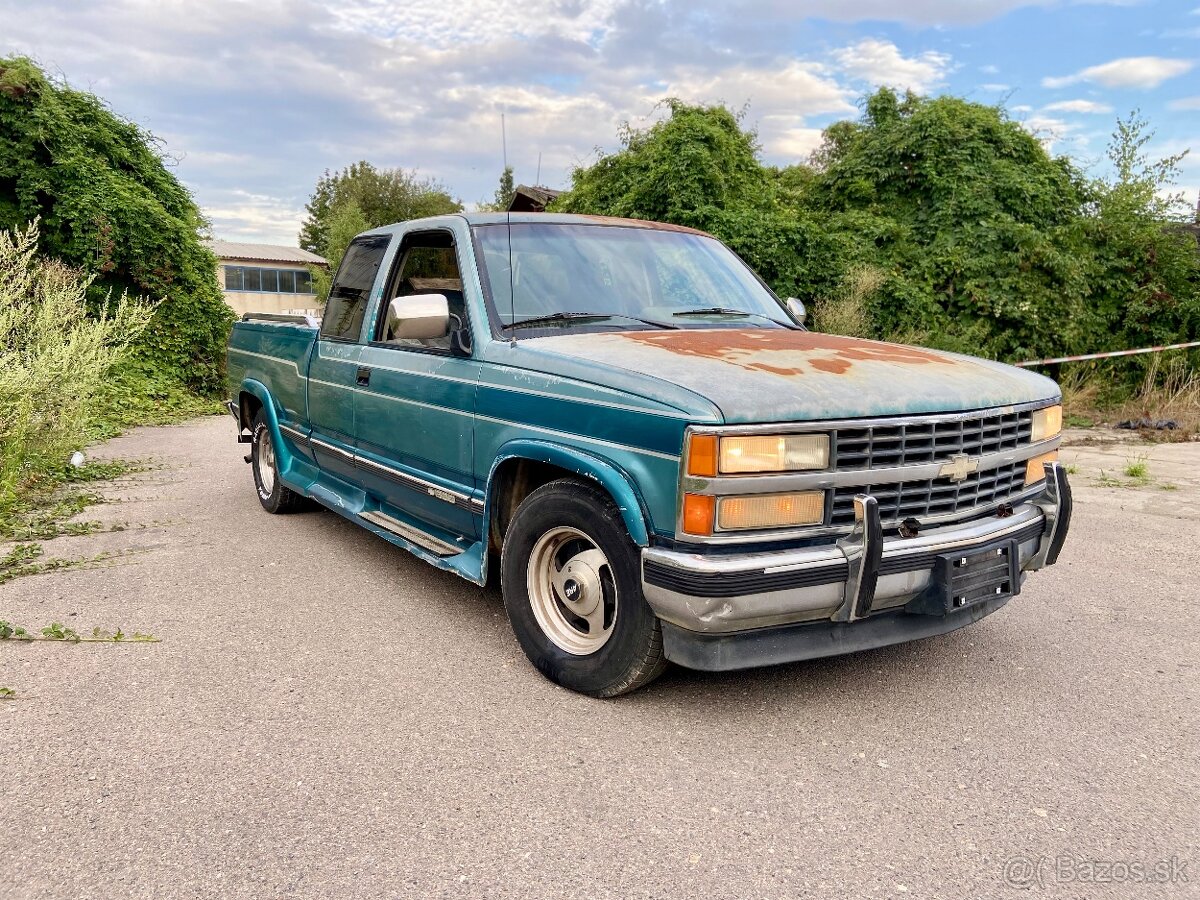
[3,0,1198,244]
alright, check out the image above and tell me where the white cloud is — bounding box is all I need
[1043,56,1194,89]
[980,64,1000,74]
[831,38,953,93]
[980,82,1011,91]
[1169,96,1200,110]
[727,0,1145,27]
[1043,99,1114,113]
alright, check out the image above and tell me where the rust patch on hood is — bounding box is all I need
[618,329,957,377]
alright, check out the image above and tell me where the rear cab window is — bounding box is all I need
[320,234,391,342]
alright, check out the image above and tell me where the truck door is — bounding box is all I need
[352,228,482,540]
[307,233,391,485]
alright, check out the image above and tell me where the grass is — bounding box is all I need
[1060,354,1200,442]
[1123,456,1149,480]
[0,459,141,541]
[0,542,127,585]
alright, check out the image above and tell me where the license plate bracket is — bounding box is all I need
[907,538,1020,616]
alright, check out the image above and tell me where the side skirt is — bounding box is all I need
[278,462,486,586]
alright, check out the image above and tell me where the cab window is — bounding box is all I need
[375,231,468,353]
[320,234,390,342]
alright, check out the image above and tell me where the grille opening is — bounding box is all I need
[831,460,1028,527]
[834,409,1033,470]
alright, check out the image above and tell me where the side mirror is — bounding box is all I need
[383,294,450,341]
[785,297,807,326]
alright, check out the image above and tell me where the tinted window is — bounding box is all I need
[296,270,313,294]
[278,270,295,293]
[260,269,278,292]
[321,235,390,341]
[243,268,261,292]
[224,267,243,290]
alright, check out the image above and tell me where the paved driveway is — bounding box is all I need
[1,418,1197,898]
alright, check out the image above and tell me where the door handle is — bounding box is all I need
[356,366,371,386]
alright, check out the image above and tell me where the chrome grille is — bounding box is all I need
[834,409,1033,470]
[831,460,1028,527]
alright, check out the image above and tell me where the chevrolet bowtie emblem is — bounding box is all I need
[939,453,979,482]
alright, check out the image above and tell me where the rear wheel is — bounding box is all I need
[251,412,308,514]
[501,479,667,697]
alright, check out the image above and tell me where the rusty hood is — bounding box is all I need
[521,329,1060,424]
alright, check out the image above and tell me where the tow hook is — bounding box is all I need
[243,453,253,464]
[898,517,921,539]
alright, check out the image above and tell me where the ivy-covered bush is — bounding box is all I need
[553,91,1200,374]
[0,56,233,394]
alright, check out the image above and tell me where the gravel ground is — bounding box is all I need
[1,417,1197,899]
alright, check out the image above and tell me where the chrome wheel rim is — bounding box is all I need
[258,428,276,496]
[526,526,617,655]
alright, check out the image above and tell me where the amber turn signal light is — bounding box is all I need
[681,493,715,535]
[686,434,718,477]
[1025,450,1059,486]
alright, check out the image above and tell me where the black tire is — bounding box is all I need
[251,412,309,514]
[501,479,667,697]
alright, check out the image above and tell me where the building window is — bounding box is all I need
[222,265,318,295]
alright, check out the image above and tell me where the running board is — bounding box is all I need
[359,510,463,557]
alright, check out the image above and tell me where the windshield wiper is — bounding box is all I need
[504,312,677,330]
[672,306,752,317]
[673,307,794,327]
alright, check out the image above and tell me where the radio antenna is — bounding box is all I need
[503,112,516,342]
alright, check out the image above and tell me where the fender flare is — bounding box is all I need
[486,440,653,546]
[236,379,297,474]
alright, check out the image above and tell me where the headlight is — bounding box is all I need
[1031,405,1062,443]
[687,433,830,476]
[717,492,825,530]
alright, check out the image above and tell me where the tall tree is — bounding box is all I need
[299,161,461,255]
[309,200,370,303]
[483,166,515,211]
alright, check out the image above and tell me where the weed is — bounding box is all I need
[1065,463,1079,475]
[0,687,15,700]
[1,618,158,643]
[41,622,81,643]
[0,544,127,585]
[0,459,141,541]
[1124,456,1150,480]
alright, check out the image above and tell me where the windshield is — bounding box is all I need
[472,223,792,333]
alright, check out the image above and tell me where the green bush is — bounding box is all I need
[0,222,154,509]
[553,91,1200,377]
[0,56,234,395]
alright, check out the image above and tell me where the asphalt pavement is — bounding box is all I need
[1,417,1197,899]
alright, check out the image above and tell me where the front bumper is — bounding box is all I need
[642,461,1072,671]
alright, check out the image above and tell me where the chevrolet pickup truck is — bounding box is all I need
[225,212,1071,696]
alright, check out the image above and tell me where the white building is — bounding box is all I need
[206,240,327,318]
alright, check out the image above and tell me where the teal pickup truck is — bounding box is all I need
[226,213,1072,696]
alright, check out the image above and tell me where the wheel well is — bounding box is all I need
[487,458,589,555]
[238,392,263,431]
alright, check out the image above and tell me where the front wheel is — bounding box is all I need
[501,479,667,697]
